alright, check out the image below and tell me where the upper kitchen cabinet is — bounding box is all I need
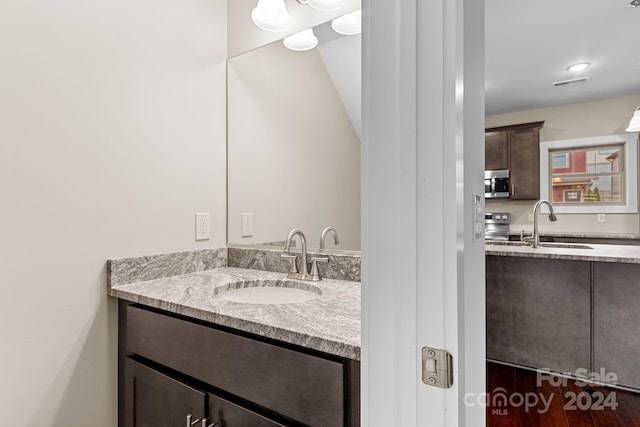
[485,121,544,200]
[485,131,509,170]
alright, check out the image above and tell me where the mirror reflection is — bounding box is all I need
[227,24,362,250]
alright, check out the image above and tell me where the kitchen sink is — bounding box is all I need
[539,242,593,250]
[486,241,593,250]
[214,279,322,304]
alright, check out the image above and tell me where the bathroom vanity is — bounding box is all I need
[108,248,361,427]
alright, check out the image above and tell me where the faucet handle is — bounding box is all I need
[310,257,329,281]
[280,254,299,276]
[520,229,532,242]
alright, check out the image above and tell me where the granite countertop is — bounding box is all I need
[109,266,361,360]
[508,230,640,240]
[486,242,640,263]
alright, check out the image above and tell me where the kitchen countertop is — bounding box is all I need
[486,242,640,263]
[508,230,640,240]
[109,266,361,360]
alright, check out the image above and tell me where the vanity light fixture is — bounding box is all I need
[626,107,640,132]
[283,28,318,51]
[251,0,290,32]
[567,62,591,72]
[307,0,345,12]
[331,9,361,35]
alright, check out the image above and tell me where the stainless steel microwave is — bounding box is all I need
[484,169,510,199]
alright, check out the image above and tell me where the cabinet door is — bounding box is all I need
[485,131,509,170]
[486,256,591,373]
[207,394,285,427]
[125,358,205,427]
[126,305,344,426]
[594,262,640,389]
[508,127,540,199]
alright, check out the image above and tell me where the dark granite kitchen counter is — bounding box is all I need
[486,242,640,263]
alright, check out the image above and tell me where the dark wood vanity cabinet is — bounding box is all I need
[119,302,360,427]
[125,358,206,427]
[485,121,544,200]
[125,358,284,427]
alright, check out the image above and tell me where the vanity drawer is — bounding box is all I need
[125,305,345,426]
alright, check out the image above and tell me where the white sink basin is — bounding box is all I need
[215,280,322,304]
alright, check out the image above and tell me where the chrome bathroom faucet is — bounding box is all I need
[320,226,340,249]
[282,228,328,281]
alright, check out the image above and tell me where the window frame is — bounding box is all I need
[540,134,638,214]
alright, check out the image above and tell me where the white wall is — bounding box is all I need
[317,33,362,139]
[227,41,361,250]
[486,93,640,235]
[0,1,227,426]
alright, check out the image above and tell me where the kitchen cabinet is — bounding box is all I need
[485,121,544,200]
[593,262,640,390]
[486,255,591,373]
[119,302,360,427]
[484,131,509,170]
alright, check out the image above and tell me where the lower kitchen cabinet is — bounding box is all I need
[486,255,591,373]
[118,302,360,427]
[593,262,640,389]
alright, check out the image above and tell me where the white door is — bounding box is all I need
[361,0,486,425]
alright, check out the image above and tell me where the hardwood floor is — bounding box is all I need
[487,362,640,427]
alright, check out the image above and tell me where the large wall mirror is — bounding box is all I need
[227,1,362,251]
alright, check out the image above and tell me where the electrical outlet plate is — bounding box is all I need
[195,213,210,241]
[597,213,606,223]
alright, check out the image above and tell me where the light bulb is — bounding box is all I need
[283,29,318,51]
[331,10,361,35]
[626,108,640,132]
[307,0,345,12]
[251,0,290,32]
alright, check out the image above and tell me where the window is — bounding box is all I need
[540,134,638,214]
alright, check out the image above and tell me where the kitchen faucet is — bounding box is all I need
[521,199,557,248]
[320,226,340,249]
[282,228,328,281]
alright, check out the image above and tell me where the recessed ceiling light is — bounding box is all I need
[567,62,591,72]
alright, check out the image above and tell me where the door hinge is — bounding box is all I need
[421,346,454,388]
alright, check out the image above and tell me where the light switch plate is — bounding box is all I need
[241,213,253,237]
[195,213,210,241]
[597,213,606,223]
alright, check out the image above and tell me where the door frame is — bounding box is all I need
[361,0,486,425]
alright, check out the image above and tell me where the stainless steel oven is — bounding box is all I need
[484,169,510,199]
[485,212,510,241]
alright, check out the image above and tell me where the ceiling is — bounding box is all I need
[486,0,640,116]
